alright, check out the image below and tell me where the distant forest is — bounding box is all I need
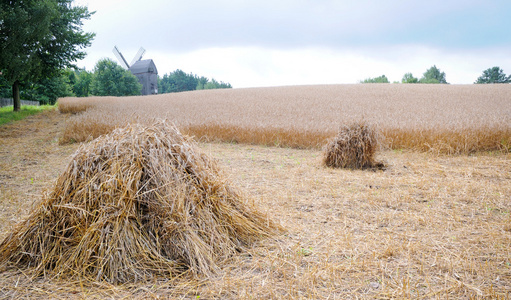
[2,62,509,106]
[0,61,232,105]
[159,69,232,94]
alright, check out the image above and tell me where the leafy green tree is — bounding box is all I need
[402,72,418,83]
[475,66,510,84]
[0,71,74,104]
[361,75,389,83]
[157,76,165,94]
[0,0,94,111]
[419,78,440,84]
[64,68,77,87]
[73,69,93,97]
[23,74,74,105]
[159,70,198,93]
[197,78,232,90]
[159,70,232,93]
[0,75,11,98]
[90,59,141,96]
[196,76,209,90]
[419,65,447,84]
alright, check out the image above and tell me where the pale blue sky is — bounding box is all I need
[75,0,511,87]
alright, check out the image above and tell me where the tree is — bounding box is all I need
[0,75,11,98]
[402,72,418,83]
[361,75,389,83]
[196,76,209,90]
[0,0,94,111]
[90,59,141,96]
[475,66,510,84]
[23,74,75,105]
[158,70,233,94]
[159,70,199,93]
[73,69,93,97]
[197,78,232,90]
[0,70,75,104]
[159,70,234,93]
[420,65,447,84]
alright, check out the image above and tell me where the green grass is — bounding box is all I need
[0,105,55,126]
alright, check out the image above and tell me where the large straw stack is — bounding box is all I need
[323,122,383,169]
[0,121,281,283]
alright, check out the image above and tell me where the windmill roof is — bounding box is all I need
[129,59,157,75]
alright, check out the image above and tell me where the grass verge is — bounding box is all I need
[0,105,55,126]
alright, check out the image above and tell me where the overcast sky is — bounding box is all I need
[74,0,511,88]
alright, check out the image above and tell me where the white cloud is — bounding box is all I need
[145,45,511,87]
[78,44,511,88]
[74,0,511,87]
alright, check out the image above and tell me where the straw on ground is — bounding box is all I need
[0,121,282,283]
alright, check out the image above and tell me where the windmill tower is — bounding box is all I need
[113,46,158,95]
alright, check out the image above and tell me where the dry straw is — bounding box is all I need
[0,120,282,283]
[323,122,384,169]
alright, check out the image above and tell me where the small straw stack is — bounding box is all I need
[0,121,282,283]
[323,122,383,169]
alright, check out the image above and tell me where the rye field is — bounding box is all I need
[58,84,511,154]
[0,84,510,299]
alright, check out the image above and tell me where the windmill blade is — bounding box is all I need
[112,46,130,69]
[130,47,146,66]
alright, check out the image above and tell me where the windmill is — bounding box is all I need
[113,46,158,95]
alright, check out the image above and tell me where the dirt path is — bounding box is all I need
[0,109,78,232]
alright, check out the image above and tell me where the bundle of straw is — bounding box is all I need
[323,122,382,169]
[0,121,281,283]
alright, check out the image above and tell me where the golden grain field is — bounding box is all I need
[58,84,511,154]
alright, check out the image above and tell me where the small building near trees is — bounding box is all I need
[129,59,158,95]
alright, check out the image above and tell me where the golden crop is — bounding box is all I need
[58,84,511,154]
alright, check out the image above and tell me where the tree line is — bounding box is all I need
[81,59,232,97]
[2,62,508,106]
[0,58,233,105]
[362,65,511,84]
[159,69,232,94]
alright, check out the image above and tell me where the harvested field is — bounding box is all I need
[58,84,511,154]
[0,121,281,283]
[0,109,510,299]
